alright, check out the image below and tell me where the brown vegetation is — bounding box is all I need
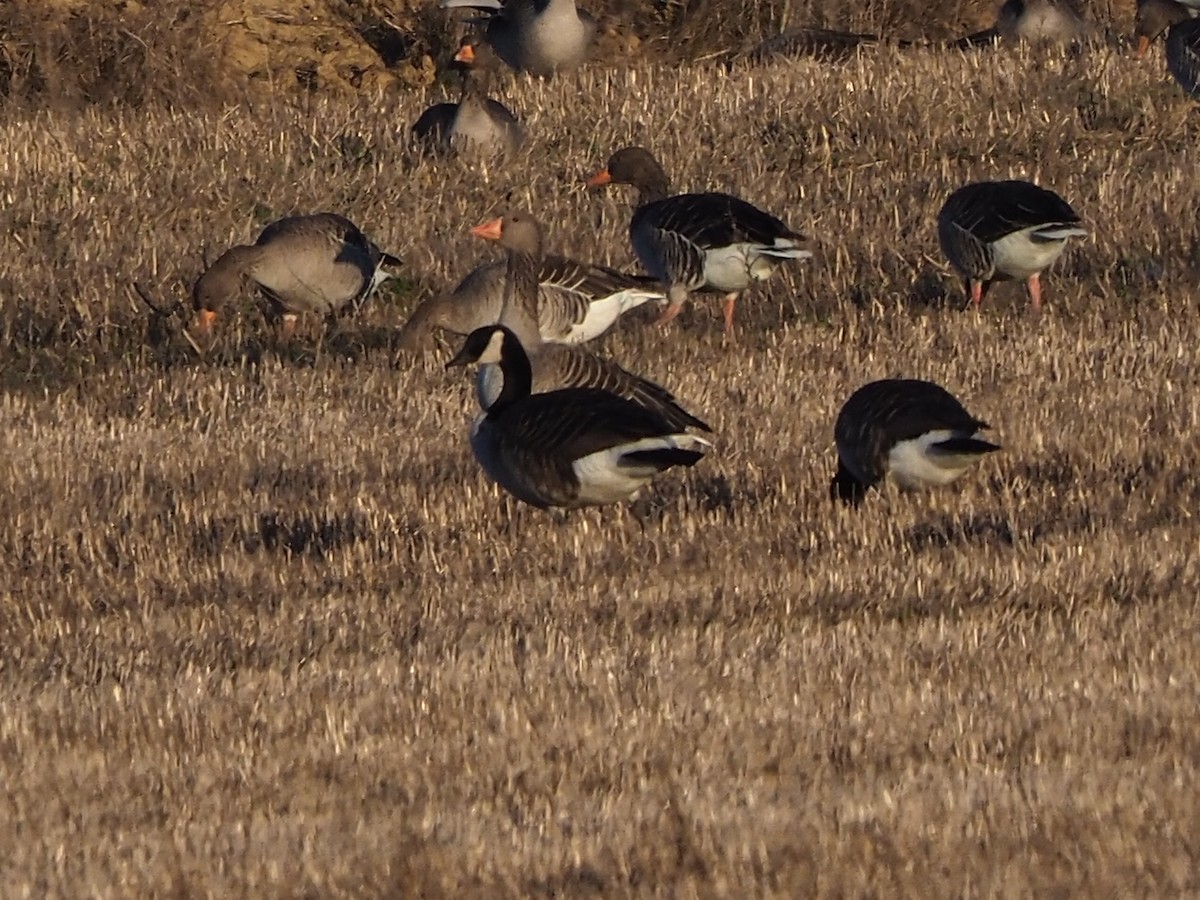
[1,20,1199,900]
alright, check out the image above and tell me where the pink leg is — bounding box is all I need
[1026,274,1043,310]
[969,280,984,307]
[722,293,739,332]
[280,313,299,341]
[650,300,685,327]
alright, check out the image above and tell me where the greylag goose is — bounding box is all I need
[587,146,811,332]
[410,37,523,157]
[831,379,1001,505]
[955,0,1091,48]
[1135,0,1200,95]
[440,0,595,76]
[468,211,710,433]
[397,255,665,350]
[446,325,711,509]
[747,28,913,63]
[192,213,400,338]
[937,180,1086,309]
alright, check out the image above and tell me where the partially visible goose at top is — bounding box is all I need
[440,0,596,76]
[410,37,523,157]
[192,213,401,338]
[954,0,1091,49]
[937,180,1087,309]
[746,28,913,64]
[587,146,811,332]
[397,254,666,351]
[447,325,711,509]
[469,211,710,434]
[831,379,1001,506]
[1134,0,1200,95]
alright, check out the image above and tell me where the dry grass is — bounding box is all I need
[2,37,1200,897]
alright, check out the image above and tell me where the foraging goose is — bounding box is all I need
[831,379,1001,505]
[1134,0,1200,95]
[397,255,665,350]
[747,28,914,63]
[588,146,811,332]
[410,37,523,156]
[447,325,711,508]
[937,180,1086,309]
[469,211,710,433]
[193,213,401,337]
[440,0,596,76]
[955,0,1091,48]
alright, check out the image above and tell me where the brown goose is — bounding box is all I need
[831,380,1000,506]
[587,146,811,332]
[192,213,401,338]
[447,325,710,509]
[397,255,665,351]
[1135,0,1200,95]
[468,212,710,434]
[440,0,596,76]
[410,37,523,157]
[937,180,1086,309]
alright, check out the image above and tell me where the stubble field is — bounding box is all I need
[2,37,1200,897]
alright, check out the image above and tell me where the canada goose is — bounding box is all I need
[440,0,596,76]
[1134,0,1200,95]
[587,146,811,332]
[192,213,401,338]
[937,180,1086,309]
[831,379,1001,505]
[410,37,523,157]
[467,211,711,433]
[447,325,711,508]
[397,255,666,351]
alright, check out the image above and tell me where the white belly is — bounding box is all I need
[990,227,1072,280]
[887,430,978,490]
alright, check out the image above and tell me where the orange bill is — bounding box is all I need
[469,217,504,241]
[454,42,476,64]
[196,308,218,332]
[586,167,612,187]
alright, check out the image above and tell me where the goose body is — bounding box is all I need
[192,213,401,336]
[955,0,1091,48]
[447,326,711,509]
[937,180,1086,309]
[411,38,523,156]
[589,146,810,331]
[1136,0,1200,95]
[831,379,1001,504]
[466,212,710,434]
[397,256,665,350]
[441,0,595,76]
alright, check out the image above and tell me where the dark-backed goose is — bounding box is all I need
[588,146,811,332]
[192,213,401,338]
[410,37,523,157]
[440,0,596,76]
[467,211,711,433]
[447,325,711,508]
[831,379,1001,505]
[397,255,665,350]
[937,180,1086,309]
[1135,0,1200,95]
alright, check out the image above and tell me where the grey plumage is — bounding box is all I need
[440,0,596,76]
[831,379,1001,505]
[446,325,711,509]
[937,180,1086,309]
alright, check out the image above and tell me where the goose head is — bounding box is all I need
[445,324,517,369]
[587,146,671,201]
[468,211,544,257]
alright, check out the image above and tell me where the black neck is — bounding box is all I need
[490,330,534,413]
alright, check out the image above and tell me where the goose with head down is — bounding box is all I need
[192,213,401,339]
[465,211,710,434]
[587,146,811,332]
[447,325,710,509]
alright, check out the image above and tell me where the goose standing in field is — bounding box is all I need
[587,146,811,332]
[397,255,666,350]
[1134,0,1200,96]
[447,325,711,509]
[831,379,1001,505]
[410,37,523,157]
[192,213,401,338]
[466,211,711,433]
[954,0,1091,48]
[937,180,1086,310]
[440,0,596,76]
